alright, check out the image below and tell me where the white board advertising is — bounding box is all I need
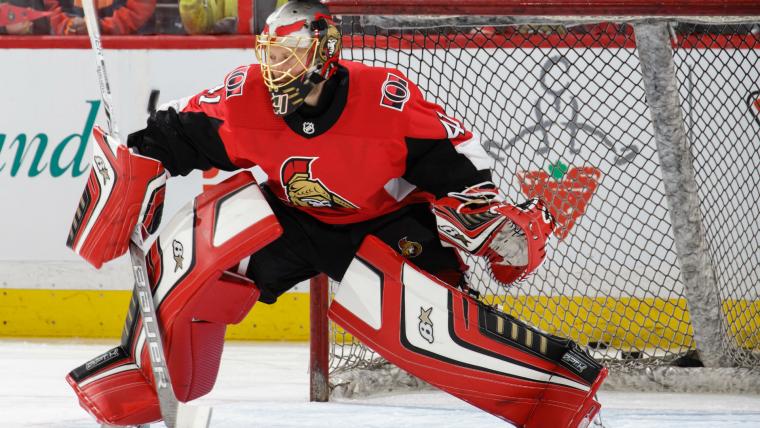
[0,48,255,288]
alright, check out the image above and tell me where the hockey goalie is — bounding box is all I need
[65,1,607,427]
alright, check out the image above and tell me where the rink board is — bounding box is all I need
[2,288,758,348]
[0,289,311,341]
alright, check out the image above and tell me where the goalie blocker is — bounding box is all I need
[67,172,282,426]
[330,236,607,428]
[67,126,167,269]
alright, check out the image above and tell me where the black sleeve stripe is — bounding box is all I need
[403,137,492,199]
[127,109,238,177]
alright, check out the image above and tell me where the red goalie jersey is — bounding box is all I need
[128,60,494,225]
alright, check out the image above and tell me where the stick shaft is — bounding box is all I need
[81,3,179,427]
[81,0,119,139]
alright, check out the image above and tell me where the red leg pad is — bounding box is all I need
[65,272,261,426]
[66,363,160,426]
[67,172,281,426]
[164,272,260,401]
[329,236,607,428]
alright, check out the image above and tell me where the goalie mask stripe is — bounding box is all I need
[400,263,589,392]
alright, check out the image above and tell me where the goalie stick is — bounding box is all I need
[80,3,211,427]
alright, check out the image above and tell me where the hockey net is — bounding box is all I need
[311,0,760,399]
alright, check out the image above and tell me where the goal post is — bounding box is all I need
[310,0,760,400]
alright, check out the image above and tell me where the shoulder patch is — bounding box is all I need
[225,65,250,99]
[380,72,411,111]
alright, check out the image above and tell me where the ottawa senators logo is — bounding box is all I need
[380,73,410,111]
[280,157,358,209]
[225,66,249,99]
[398,237,422,258]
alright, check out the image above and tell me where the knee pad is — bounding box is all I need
[67,171,282,426]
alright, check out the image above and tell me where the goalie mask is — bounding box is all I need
[255,0,341,116]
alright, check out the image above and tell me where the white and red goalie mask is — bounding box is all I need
[254,0,341,116]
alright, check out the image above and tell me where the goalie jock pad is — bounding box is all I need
[66,172,283,426]
[330,236,607,428]
[67,125,167,269]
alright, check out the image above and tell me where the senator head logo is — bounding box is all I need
[398,237,422,258]
[280,157,358,209]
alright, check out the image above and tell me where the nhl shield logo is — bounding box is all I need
[303,121,316,135]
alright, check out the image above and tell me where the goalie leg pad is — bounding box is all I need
[66,172,283,426]
[329,236,607,428]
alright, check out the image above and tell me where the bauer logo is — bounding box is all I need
[380,73,410,111]
[418,306,435,344]
[0,100,99,178]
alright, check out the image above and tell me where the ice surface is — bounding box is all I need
[1,340,759,427]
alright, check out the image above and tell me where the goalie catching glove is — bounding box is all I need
[432,182,555,285]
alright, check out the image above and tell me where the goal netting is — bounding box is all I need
[311,0,760,399]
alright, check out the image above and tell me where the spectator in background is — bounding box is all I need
[45,0,156,35]
[178,0,236,34]
[0,0,52,34]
